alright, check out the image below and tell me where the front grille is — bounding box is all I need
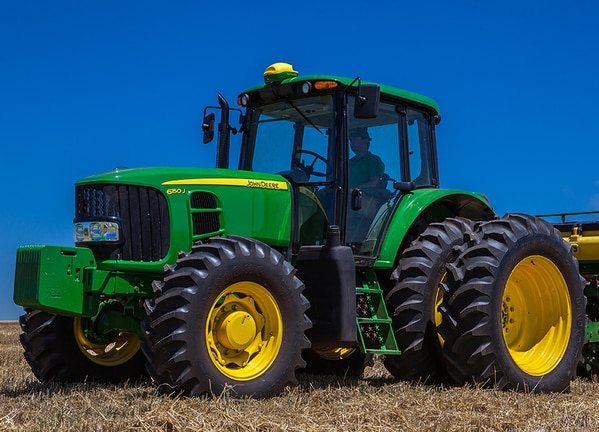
[75,184,170,261]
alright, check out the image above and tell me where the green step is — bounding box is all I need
[355,272,400,355]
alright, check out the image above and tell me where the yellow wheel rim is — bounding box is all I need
[313,347,357,361]
[502,255,572,376]
[73,317,141,366]
[206,281,283,381]
[435,272,447,346]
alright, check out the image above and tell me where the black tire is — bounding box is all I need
[383,217,474,383]
[19,309,146,383]
[439,213,586,392]
[142,236,311,398]
[302,348,373,377]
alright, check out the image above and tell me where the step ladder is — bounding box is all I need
[355,269,401,355]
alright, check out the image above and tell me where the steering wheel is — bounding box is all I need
[293,149,330,179]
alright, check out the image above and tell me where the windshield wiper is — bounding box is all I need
[283,97,324,135]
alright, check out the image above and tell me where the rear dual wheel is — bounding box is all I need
[439,214,586,392]
[384,217,474,383]
[142,236,311,398]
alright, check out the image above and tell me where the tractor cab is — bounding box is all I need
[205,63,440,259]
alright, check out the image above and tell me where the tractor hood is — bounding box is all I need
[75,167,293,269]
[77,166,289,190]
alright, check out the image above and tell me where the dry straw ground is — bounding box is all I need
[1,321,599,431]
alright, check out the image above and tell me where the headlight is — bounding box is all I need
[75,221,121,243]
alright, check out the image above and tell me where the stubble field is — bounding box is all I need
[1,321,599,431]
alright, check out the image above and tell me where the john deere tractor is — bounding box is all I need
[14,63,587,397]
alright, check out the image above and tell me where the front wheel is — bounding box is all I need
[19,309,146,383]
[439,214,586,392]
[142,236,311,398]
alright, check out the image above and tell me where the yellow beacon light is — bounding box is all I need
[264,62,298,84]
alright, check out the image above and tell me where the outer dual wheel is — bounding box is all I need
[439,213,586,392]
[384,217,474,383]
[142,236,311,398]
[19,309,146,383]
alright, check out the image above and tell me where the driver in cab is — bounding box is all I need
[349,127,385,189]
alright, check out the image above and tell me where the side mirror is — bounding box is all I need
[354,84,380,119]
[393,181,416,193]
[202,112,215,144]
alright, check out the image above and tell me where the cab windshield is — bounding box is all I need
[240,95,335,247]
[242,95,336,184]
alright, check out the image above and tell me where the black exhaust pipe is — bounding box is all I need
[216,92,230,169]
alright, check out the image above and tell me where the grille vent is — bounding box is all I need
[190,192,221,236]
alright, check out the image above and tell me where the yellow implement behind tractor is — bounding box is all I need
[540,211,599,381]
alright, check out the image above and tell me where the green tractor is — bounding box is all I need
[13,63,586,397]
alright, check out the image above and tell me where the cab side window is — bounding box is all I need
[406,109,434,187]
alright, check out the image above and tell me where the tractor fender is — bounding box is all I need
[374,188,494,268]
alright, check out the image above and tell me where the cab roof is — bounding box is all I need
[240,73,440,116]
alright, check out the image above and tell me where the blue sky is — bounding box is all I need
[1,1,598,319]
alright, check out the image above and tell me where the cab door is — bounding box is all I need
[345,96,403,254]
[344,98,438,257]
